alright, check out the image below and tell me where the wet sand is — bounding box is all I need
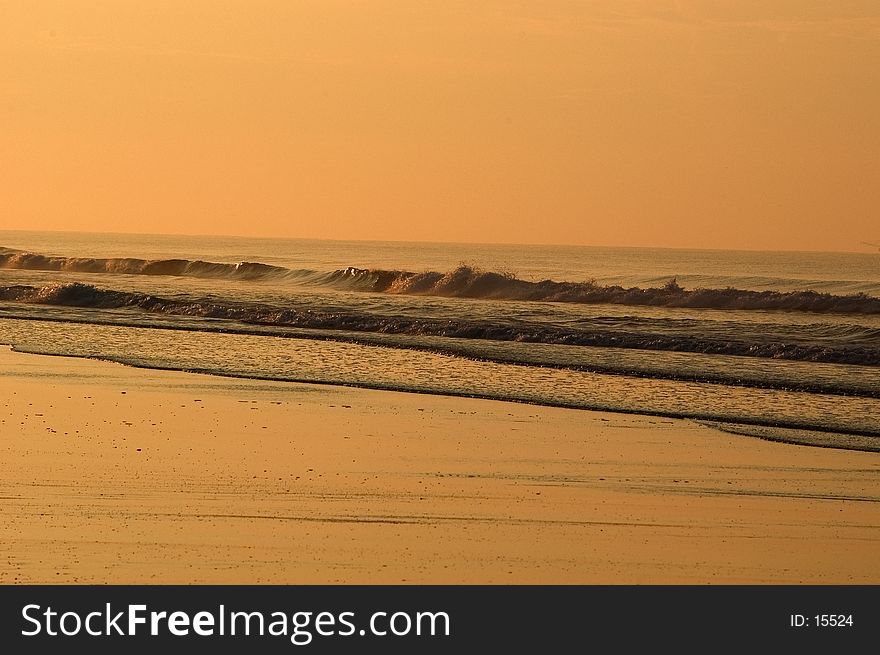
[1,347,878,584]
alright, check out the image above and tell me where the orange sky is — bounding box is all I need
[2,1,879,251]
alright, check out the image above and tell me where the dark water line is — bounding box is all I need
[2,312,878,400]
[2,282,880,366]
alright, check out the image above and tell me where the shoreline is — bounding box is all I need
[1,347,878,583]
[5,339,879,453]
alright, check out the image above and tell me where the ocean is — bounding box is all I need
[1,230,879,451]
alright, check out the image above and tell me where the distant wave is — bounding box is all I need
[0,249,292,281]
[2,282,880,366]
[3,247,880,314]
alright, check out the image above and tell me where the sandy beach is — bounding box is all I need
[1,346,878,584]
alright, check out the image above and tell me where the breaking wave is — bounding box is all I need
[332,266,880,314]
[3,247,880,314]
[0,249,291,281]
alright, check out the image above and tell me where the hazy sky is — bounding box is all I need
[2,1,879,250]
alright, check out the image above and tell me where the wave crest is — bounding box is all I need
[3,248,880,314]
[0,251,291,281]
[339,265,880,313]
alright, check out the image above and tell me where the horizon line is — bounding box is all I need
[0,227,877,256]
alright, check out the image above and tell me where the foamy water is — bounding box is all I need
[2,230,879,450]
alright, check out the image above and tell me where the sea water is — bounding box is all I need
[1,230,879,450]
